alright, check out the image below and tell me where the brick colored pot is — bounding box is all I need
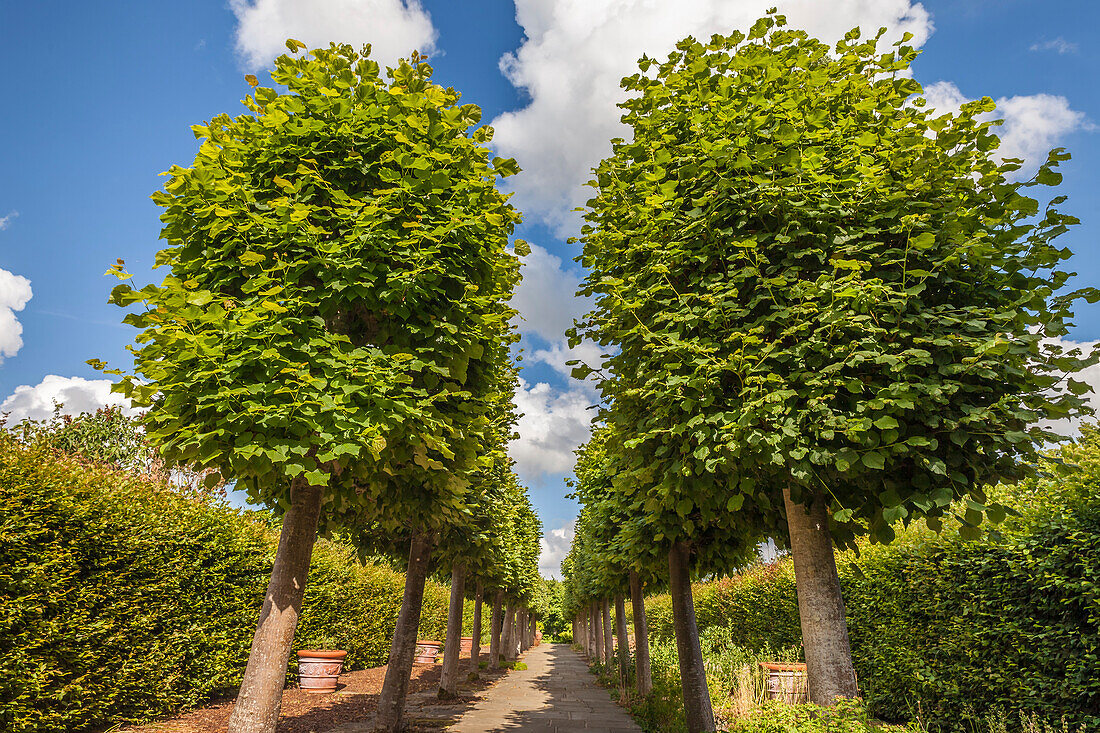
[460,636,474,656]
[759,662,807,704]
[414,640,442,664]
[297,649,347,693]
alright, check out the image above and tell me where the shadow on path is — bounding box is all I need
[448,644,641,733]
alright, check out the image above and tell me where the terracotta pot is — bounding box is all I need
[414,640,442,664]
[759,662,807,704]
[459,636,474,656]
[297,649,347,693]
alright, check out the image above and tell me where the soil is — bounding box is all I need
[119,653,503,733]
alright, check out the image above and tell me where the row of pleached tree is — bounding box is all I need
[98,42,543,733]
[560,13,1095,733]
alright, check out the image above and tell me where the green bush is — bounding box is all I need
[640,431,1100,731]
[0,434,452,732]
[645,562,801,652]
[727,699,906,733]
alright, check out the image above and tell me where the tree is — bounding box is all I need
[100,42,523,733]
[573,13,1096,714]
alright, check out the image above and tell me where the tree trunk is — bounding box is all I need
[592,600,604,664]
[602,598,614,666]
[615,594,629,685]
[629,570,652,697]
[372,529,433,732]
[227,482,323,733]
[438,560,466,699]
[517,608,527,652]
[669,542,715,733]
[489,590,503,670]
[502,604,516,661]
[469,582,483,677]
[783,487,859,705]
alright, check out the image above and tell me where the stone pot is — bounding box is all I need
[297,649,347,693]
[414,640,442,664]
[460,636,474,655]
[759,662,807,704]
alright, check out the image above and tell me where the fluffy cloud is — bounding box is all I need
[539,519,576,579]
[512,243,587,343]
[0,211,17,230]
[1042,338,1100,438]
[230,0,437,70]
[492,0,934,232]
[0,268,32,364]
[921,81,1090,178]
[0,375,138,424]
[510,377,594,476]
[1030,37,1077,54]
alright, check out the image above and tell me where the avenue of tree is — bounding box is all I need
[563,13,1096,733]
[94,13,1099,733]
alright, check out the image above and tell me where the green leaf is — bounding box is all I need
[861,452,885,470]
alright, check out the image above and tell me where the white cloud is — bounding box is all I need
[530,339,605,384]
[0,211,17,230]
[492,0,934,232]
[230,0,437,70]
[512,243,587,342]
[0,375,138,424]
[510,377,594,476]
[0,268,32,364]
[1042,338,1100,438]
[1030,37,1076,54]
[539,519,576,578]
[921,81,1090,179]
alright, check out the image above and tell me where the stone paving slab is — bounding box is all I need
[447,644,641,733]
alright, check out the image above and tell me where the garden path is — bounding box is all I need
[446,644,642,733]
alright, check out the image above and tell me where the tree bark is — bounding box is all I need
[602,598,614,666]
[502,604,517,661]
[227,482,323,733]
[591,600,603,663]
[488,590,503,670]
[438,560,466,698]
[629,570,652,697]
[469,581,483,677]
[669,542,715,733]
[517,608,527,652]
[783,487,859,705]
[615,594,629,685]
[372,528,433,732]
[585,603,594,655]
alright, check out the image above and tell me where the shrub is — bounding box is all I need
[639,430,1100,731]
[0,433,451,732]
[645,562,801,651]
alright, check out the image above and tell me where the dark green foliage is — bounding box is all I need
[644,563,800,651]
[0,435,450,733]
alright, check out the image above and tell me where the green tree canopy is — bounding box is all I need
[99,43,523,535]
[572,14,1097,550]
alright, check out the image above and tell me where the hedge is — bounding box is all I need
[642,435,1100,731]
[0,434,454,732]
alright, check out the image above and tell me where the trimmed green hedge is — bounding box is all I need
[643,439,1100,730]
[0,435,452,732]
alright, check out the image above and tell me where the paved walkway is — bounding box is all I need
[448,644,642,733]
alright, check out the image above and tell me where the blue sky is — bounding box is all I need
[1,1,1096,576]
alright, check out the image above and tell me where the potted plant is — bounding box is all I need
[414,639,442,664]
[758,661,807,704]
[297,636,347,693]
